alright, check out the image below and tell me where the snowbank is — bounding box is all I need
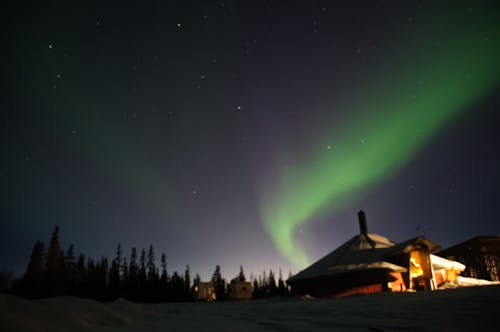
[2,285,500,331]
[439,276,500,289]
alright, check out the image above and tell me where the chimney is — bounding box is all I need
[358,210,368,235]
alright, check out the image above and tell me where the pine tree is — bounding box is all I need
[237,265,246,282]
[268,270,278,297]
[109,243,123,297]
[65,244,77,293]
[25,241,45,281]
[147,245,156,282]
[46,226,61,274]
[160,253,168,284]
[252,278,259,299]
[122,257,129,283]
[96,257,109,300]
[128,248,138,284]
[193,273,201,286]
[75,253,86,295]
[85,258,96,298]
[278,269,287,296]
[139,248,147,293]
[212,265,225,300]
[65,244,76,271]
[45,226,64,295]
[184,265,191,300]
[169,271,185,301]
[23,240,45,296]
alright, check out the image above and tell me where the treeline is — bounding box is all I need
[11,226,292,301]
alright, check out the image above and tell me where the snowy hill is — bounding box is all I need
[2,285,500,331]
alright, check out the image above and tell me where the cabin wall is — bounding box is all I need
[438,237,500,281]
[388,272,406,292]
[289,270,391,298]
[227,281,253,300]
[434,269,460,287]
[335,284,382,297]
[194,282,216,301]
[409,249,433,290]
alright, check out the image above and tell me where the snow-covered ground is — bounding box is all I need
[2,285,500,331]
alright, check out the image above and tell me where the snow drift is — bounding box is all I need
[2,285,500,331]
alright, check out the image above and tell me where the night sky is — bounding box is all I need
[3,1,500,280]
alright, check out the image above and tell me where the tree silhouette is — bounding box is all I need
[212,265,226,300]
[17,224,292,302]
[160,253,168,283]
[184,265,191,300]
[147,245,156,282]
[127,247,139,299]
[278,269,288,296]
[139,248,147,291]
[46,226,61,274]
[237,265,246,282]
[23,240,45,297]
[252,278,259,299]
[109,243,122,297]
[268,270,278,296]
[169,271,185,301]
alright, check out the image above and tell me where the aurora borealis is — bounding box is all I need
[2,1,500,279]
[260,7,500,268]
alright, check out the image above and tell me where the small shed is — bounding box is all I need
[227,280,253,300]
[193,281,216,301]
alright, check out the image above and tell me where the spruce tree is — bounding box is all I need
[24,240,45,296]
[128,248,139,292]
[211,265,225,300]
[184,265,191,300]
[65,244,77,293]
[46,226,64,295]
[109,243,123,297]
[147,245,156,282]
[76,253,86,295]
[252,278,259,299]
[46,226,61,274]
[268,270,278,297]
[169,271,185,301]
[193,273,201,286]
[237,265,246,282]
[278,269,287,296]
[160,253,168,284]
[25,241,45,281]
[139,248,147,294]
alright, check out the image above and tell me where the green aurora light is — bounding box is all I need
[260,8,500,269]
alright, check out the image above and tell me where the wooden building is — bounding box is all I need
[227,280,253,300]
[287,211,464,297]
[193,281,216,301]
[437,236,500,281]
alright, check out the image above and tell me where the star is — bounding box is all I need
[236,105,241,111]
[48,44,53,49]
